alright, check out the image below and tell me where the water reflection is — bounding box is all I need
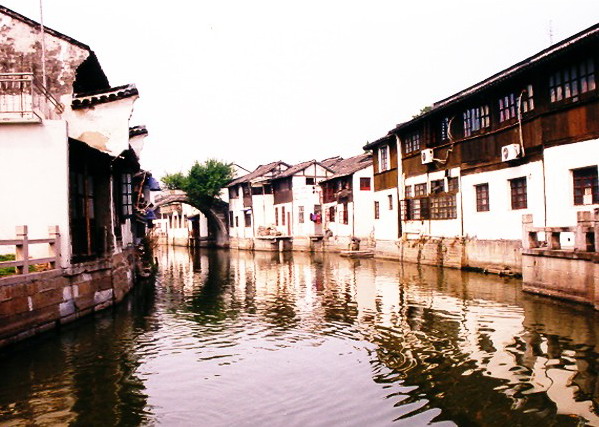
[1,246,599,426]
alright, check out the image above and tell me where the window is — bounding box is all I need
[405,185,413,198]
[414,183,427,196]
[229,186,239,199]
[404,131,421,154]
[447,177,459,192]
[360,177,371,191]
[281,206,286,226]
[235,216,239,227]
[378,145,389,172]
[521,84,535,113]
[573,167,599,205]
[275,207,279,226]
[401,198,430,221]
[550,58,596,103]
[510,177,527,210]
[430,179,444,194]
[440,117,450,141]
[463,105,490,137]
[244,211,252,227]
[342,203,349,224]
[251,186,263,195]
[475,183,489,212]
[329,206,335,222]
[374,201,380,219]
[229,210,234,226]
[499,93,517,122]
[121,173,133,218]
[306,177,315,185]
[298,206,305,223]
[388,194,393,210]
[430,194,457,220]
[264,184,273,194]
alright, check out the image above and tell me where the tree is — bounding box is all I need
[161,172,186,190]
[162,159,235,207]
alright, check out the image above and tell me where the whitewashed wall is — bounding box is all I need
[373,188,398,241]
[462,161,544,240]
[0,121,71,266]
[544,138,599,227]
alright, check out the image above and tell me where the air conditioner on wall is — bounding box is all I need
[501,144,521,162]
[421,148,434,164]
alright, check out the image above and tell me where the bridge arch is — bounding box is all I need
[154,192,229,247]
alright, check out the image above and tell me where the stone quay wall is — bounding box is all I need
[0,249,137,348]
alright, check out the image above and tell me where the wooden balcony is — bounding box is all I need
[0,73,64,123]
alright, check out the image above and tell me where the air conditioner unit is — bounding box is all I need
[421,148,434,164]
[501,144,521,162]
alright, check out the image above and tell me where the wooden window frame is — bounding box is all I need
[414,183,427,197]
[360,177,371,191]
[475,183,490,212]
[388,194,393,210]
[244,211,252,228]
[378,145,389,172]
[374,201,380,219]
[550,58,596,103]
[573,166,599,205]
[510,177,527,210]
[404,131,421,154]
[298,206,305,223]
[329,206,335,222]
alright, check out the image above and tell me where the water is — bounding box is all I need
[1,247,599,426]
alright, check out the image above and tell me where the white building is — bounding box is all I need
[318,153,375,251]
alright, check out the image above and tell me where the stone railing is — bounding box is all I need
[522,212,598,254]
[0,226,61,277]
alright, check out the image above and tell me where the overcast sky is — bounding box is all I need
[3,1,599,176]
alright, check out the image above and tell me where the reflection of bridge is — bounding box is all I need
[154,192,229,247]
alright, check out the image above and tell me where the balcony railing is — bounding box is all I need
[0,73,64,123]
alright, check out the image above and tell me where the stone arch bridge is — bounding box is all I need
[153,192,229,247]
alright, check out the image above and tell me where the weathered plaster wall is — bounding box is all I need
[64,96,138,157]
[0,11,89,97]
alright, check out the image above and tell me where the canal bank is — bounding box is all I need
[2,246,599,426]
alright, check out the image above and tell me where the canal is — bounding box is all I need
[1,247,599,426]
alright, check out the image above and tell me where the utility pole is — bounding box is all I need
[39,0,47,88]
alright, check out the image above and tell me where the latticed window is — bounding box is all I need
[430,179,444,194]
[447,177,459,193]
[573,167,599,205]
[550,58,596,102]
[374,201,380,219]
[430,194,457,219]
[342,203,349,224]
[388,195,393,210]
[275,207,279,226]
[440,117,450,141]
[298,206,305,223]
[510,177,527,210]
[378,145,389,172]
[404,132,421,154]
[405,185,413,198]
[244,212,252,227]
[521,84,535,113]
[463,105,490,137]
[475,183,489,212]
[229,211,234,226]
[401,198,430,221]
[414,183,427,196]
[499,93,517,122]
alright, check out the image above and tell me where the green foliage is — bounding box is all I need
[412,105,433,119]
[161,172,186,190]
[163,159,234,207]
[0,254,15,276]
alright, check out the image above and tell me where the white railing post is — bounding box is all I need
[15,225,29,275]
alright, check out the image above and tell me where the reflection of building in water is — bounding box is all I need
[163,249,599,423]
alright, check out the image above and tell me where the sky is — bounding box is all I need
[2,1,599,177]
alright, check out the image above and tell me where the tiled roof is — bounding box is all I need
[272,159,334,179]
[363,133,395,150]
[228,161,290,187]
[129,125,148,138]
[72,84,138,109]
[321,156,343,168]
[320,153,372,182]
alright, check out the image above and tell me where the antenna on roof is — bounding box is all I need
[39,0,47,88]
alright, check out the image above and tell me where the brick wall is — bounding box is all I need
[0,248,137,348]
